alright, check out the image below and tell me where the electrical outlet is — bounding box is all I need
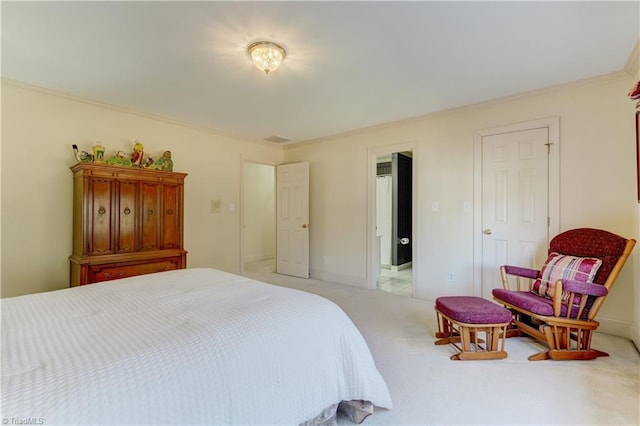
[448,272,455,281]
[211,199,221,213]
[432,201,439,212]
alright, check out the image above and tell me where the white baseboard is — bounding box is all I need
[596,316,631,339]
[309,268,368,289]
[244,253,274,263]
[631,322,640,352]
[391,261,412,272]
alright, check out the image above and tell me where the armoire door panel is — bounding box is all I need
[141,182,161,250]
[89,177,114,255]
[162,184,181,249]
[116,180,138,253]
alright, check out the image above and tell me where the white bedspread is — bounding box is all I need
[1,268,392,425]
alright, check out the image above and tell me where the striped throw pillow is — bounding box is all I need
[531,252,602,304]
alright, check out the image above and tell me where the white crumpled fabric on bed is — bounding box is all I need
[1,268,392,425]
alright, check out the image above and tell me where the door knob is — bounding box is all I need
[483,229,492,235]
[302,224,308,229]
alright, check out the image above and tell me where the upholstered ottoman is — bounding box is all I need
[434,296,512,360]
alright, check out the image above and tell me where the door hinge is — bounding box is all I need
[545,141,553,154]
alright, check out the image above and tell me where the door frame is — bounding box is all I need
[366,141,419,291]
[472,116,560,296]
[239,157,277,274]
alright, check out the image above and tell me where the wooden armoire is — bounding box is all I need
[69,163,188,286]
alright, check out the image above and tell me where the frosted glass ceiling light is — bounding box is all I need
[247,41,286,74]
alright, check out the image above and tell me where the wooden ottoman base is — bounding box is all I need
[434,296,512,360]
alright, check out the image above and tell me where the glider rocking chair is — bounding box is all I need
[492,228,635,361]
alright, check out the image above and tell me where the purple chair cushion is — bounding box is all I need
[493,289,554,316]
[562,279,608,297]
[549,228,627,285]
[503,265,539,280]
[436,296,512,324]
[492,289,584,318]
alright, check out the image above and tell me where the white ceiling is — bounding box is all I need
[2,1,638,144]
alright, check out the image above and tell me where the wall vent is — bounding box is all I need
[264,135,292,143]
[377,162,392,176]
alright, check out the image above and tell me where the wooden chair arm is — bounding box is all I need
[500,265,539,291]
[550,279,608,318]
[502,265,539,279]
[560,279,608,297]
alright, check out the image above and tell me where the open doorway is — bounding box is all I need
[241,161,276,274]
[374,151,413,297]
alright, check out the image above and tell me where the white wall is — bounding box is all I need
[2,73,638,340]
[1,80,283,297]
[284,72,638,338]
[243,162,275,263]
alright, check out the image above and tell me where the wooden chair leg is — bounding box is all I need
[460,326,472,353]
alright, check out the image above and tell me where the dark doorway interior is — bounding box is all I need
[392,152,412,266]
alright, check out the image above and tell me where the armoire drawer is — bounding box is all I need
[89,258,182,283]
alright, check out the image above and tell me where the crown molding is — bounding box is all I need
[624,38,639,78]
[1,77,279,148]
[285,71,632,149]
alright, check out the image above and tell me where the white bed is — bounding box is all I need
[1,268,392,425]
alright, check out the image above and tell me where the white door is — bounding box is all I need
[480,127,552,299]
[276,162,309,278]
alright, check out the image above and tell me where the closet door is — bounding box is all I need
[141,182,161,251]
[161,183,181,249]
[115,180,138,253]
[88,177,114,255]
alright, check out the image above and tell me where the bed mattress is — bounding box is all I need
[1,268,392,425]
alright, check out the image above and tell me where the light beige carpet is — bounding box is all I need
[242,262,640,425]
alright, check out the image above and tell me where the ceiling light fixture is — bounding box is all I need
[247,41,287,75]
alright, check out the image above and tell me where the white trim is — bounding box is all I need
[631,321,640,352]
[310,268,368,288]
[2,78,280,147]
[366,142,419,293]
[473,117,560,296]
[597,317,632,340]
[282,72,627,148]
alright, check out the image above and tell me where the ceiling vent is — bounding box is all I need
[264,135,292,143]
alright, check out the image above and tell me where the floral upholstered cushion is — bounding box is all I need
[531,252,602,304]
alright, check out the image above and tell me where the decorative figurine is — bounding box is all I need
[152,150,174,172]
[92,142,106,164]
[142,155,154,168]
[628,80,640,100]
[72,144,94,163]
[107,150,133,166]
[131,140,144,167]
